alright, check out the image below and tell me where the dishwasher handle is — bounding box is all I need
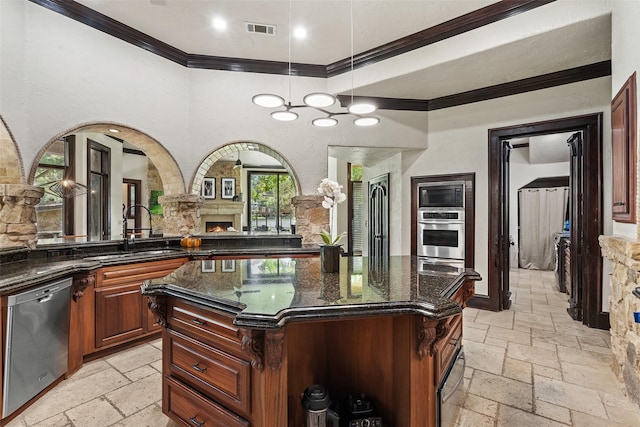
[37,294,54,304]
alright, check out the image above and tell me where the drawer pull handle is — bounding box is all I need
[192,363,207,373]
[192,318,207,326]
[189,416,205,427]
[450,337,460,347]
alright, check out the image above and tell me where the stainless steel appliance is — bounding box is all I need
[418,181,465,209]
[437,346,466,427]
[417,210,465,261]
[418,257,465,273]
[3,278,72,417]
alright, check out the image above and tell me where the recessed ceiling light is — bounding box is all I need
[108,128,120,133]
[212,17,227,31]
[293,26,307,40]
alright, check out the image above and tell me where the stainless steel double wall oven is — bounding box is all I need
[417,181,465,268]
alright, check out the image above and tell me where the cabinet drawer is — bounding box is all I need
[164,376,249,427]
[169,299,243,355]
[97,258,187,287]
[167,330,251,416]
[435,314,462,383]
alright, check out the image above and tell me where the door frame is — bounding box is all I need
[485,113,608,329]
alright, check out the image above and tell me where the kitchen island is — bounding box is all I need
[144,255,480,427]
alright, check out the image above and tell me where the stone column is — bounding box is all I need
[292,195,329,245]
[599,235,640,408]
[0,184,44,248]
[159,194,202,237]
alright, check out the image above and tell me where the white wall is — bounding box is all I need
[402,77,612,295]
[612,0,640,239]
[509,147,570,252]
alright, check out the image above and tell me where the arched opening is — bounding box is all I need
[28,122,185,242]
[0,116,25,185]
[192,142,301,234]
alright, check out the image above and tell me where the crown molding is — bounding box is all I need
[29,0,554,78]
[427,60,611,111]
[326,0,556,77]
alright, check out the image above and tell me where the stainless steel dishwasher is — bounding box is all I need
[3,277,72,418]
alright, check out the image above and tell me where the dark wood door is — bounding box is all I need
[368,174,389,258]
[567,132,583,321]
[95,283,145,348]
[500,142,512,310]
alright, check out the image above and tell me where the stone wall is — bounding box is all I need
[0,184,44,248]
[159,194,202,237]
[0,117,23,185]
[599,235,640,408]
[292,195,329,245]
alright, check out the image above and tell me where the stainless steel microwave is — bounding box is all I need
[418,181,465,209]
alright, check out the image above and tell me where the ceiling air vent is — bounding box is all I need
[246,22,276,36]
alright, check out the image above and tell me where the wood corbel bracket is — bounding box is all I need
[241,329,285,372]
[461,280,476,308]
[147,295,168,328]
[417,317,450,360]
[72,274,95,302]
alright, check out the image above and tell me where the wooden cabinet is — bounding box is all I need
[157,285,475,427]
[82,258,187,355]
[163,299,252,426]
[611,72,637,223]
[95,282,146,348]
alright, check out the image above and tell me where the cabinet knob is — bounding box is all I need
[613,201,626,206]
[191,318,207,326]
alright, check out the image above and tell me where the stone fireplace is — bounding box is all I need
[206,221,233,232]
[599,235,640,409]
[200,200,244,232]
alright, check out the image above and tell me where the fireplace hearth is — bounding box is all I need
[206,221,233,232]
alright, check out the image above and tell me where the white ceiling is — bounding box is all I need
[75,0,499,64]
[69,1,611,165]
[72,1,611,102]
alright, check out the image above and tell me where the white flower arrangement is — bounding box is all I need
[317,178,347,246]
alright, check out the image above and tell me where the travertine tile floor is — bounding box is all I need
[6,269,640,426]
[457,268,640,427]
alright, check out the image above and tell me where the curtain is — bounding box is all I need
[518,187,569,270]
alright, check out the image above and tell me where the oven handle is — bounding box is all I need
[418,220,464,225]
[441,351,465,403]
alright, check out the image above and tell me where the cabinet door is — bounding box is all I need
[95,282,145,348]
[611,73,637,223]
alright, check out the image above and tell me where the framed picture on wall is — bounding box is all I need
[221,178,235,199]
[222,259,236,272]
[201,260,215,272]
[202,178,216,199]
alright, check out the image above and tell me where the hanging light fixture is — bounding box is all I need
[43,179,90,199]
[233,151,243,168]
[251,0,379,127]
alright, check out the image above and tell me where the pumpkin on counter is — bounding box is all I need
[180,236,201,247]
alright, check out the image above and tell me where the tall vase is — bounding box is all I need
[321,245,341,273]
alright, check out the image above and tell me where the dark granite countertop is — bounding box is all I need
[143,255,481,329]
[0,235,314,296]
